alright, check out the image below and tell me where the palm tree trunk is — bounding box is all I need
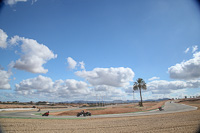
[139,87,143,106]
[133,90,134,104]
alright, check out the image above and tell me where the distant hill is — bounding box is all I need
[59,98,170,104]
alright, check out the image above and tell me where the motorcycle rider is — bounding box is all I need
[81,110,84,114]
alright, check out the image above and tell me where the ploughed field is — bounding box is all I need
[0,100,200,133]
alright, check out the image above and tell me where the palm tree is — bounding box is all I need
[133,78,147,107]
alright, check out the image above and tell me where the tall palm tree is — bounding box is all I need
[133,78,147,107]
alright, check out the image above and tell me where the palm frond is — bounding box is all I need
[133,78,147,90]
[133,82,138,90]
[142,83,147,90]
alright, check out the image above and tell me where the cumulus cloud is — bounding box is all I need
[0,29,8,49]
[60,79,89,96]
[148,76,160,81]
[15,75,90,99]
[0,69,12,89]
[75,67,135,87]
[168,51,200,80]
[147,79,200,94]
[67,57,85,70]
[93,85,127,100]
[67,57,77,69]
[9,36,57,73]
[4,0,28,6]
[15,75,54,93]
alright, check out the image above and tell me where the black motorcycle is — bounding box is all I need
[77,111,91,117]
[84,111,91,116]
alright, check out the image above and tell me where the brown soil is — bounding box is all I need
[178,98,200,106]
[0,100,200,133]
[0,104,35,109]
[0,104,71,109]
[52,101,166,116]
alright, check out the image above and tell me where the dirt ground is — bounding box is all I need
[0,100,200,133]
[52,101,166,116]
[0,104,71,109]
[0,104,35,109]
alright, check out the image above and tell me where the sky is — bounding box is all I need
[0,0,200,102]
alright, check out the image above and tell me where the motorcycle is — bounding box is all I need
[77,111,91,117]
[42,111,49,116]
[158,107,164,111]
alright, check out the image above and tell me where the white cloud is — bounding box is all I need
[147,79,200,94]
[31,0,37,5]
[192,45,198,53]
[93,85,126,100]
[4,0,28,6]
[60,79,90,97]
[15,75,54,92]
[184,47,190,54]
[184,46,198,54]
[13,76,200,101]
[9,35,20,46]
[15,75,91,100]
[75,67,134,87]
[148,76,160,81]
[79,61,85,70]
[168,51,200,80]
[170,89,187,97]
[0,69,12,89]
[67,57,77,69]
[67,57,85,70]
[9,36,57,73]
[0,29,8,49]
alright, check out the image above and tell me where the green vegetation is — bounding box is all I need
[34,113,42,116]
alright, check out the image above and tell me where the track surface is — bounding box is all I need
[0,101,197,119]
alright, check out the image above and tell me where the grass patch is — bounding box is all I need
[34,113,42,116]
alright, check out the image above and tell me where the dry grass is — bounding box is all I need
[0,100,199,133]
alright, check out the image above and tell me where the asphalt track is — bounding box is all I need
[0,101,197,119]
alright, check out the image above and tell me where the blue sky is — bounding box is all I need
[0,0,200,102]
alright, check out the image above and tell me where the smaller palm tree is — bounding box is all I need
[133,78,147,107]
